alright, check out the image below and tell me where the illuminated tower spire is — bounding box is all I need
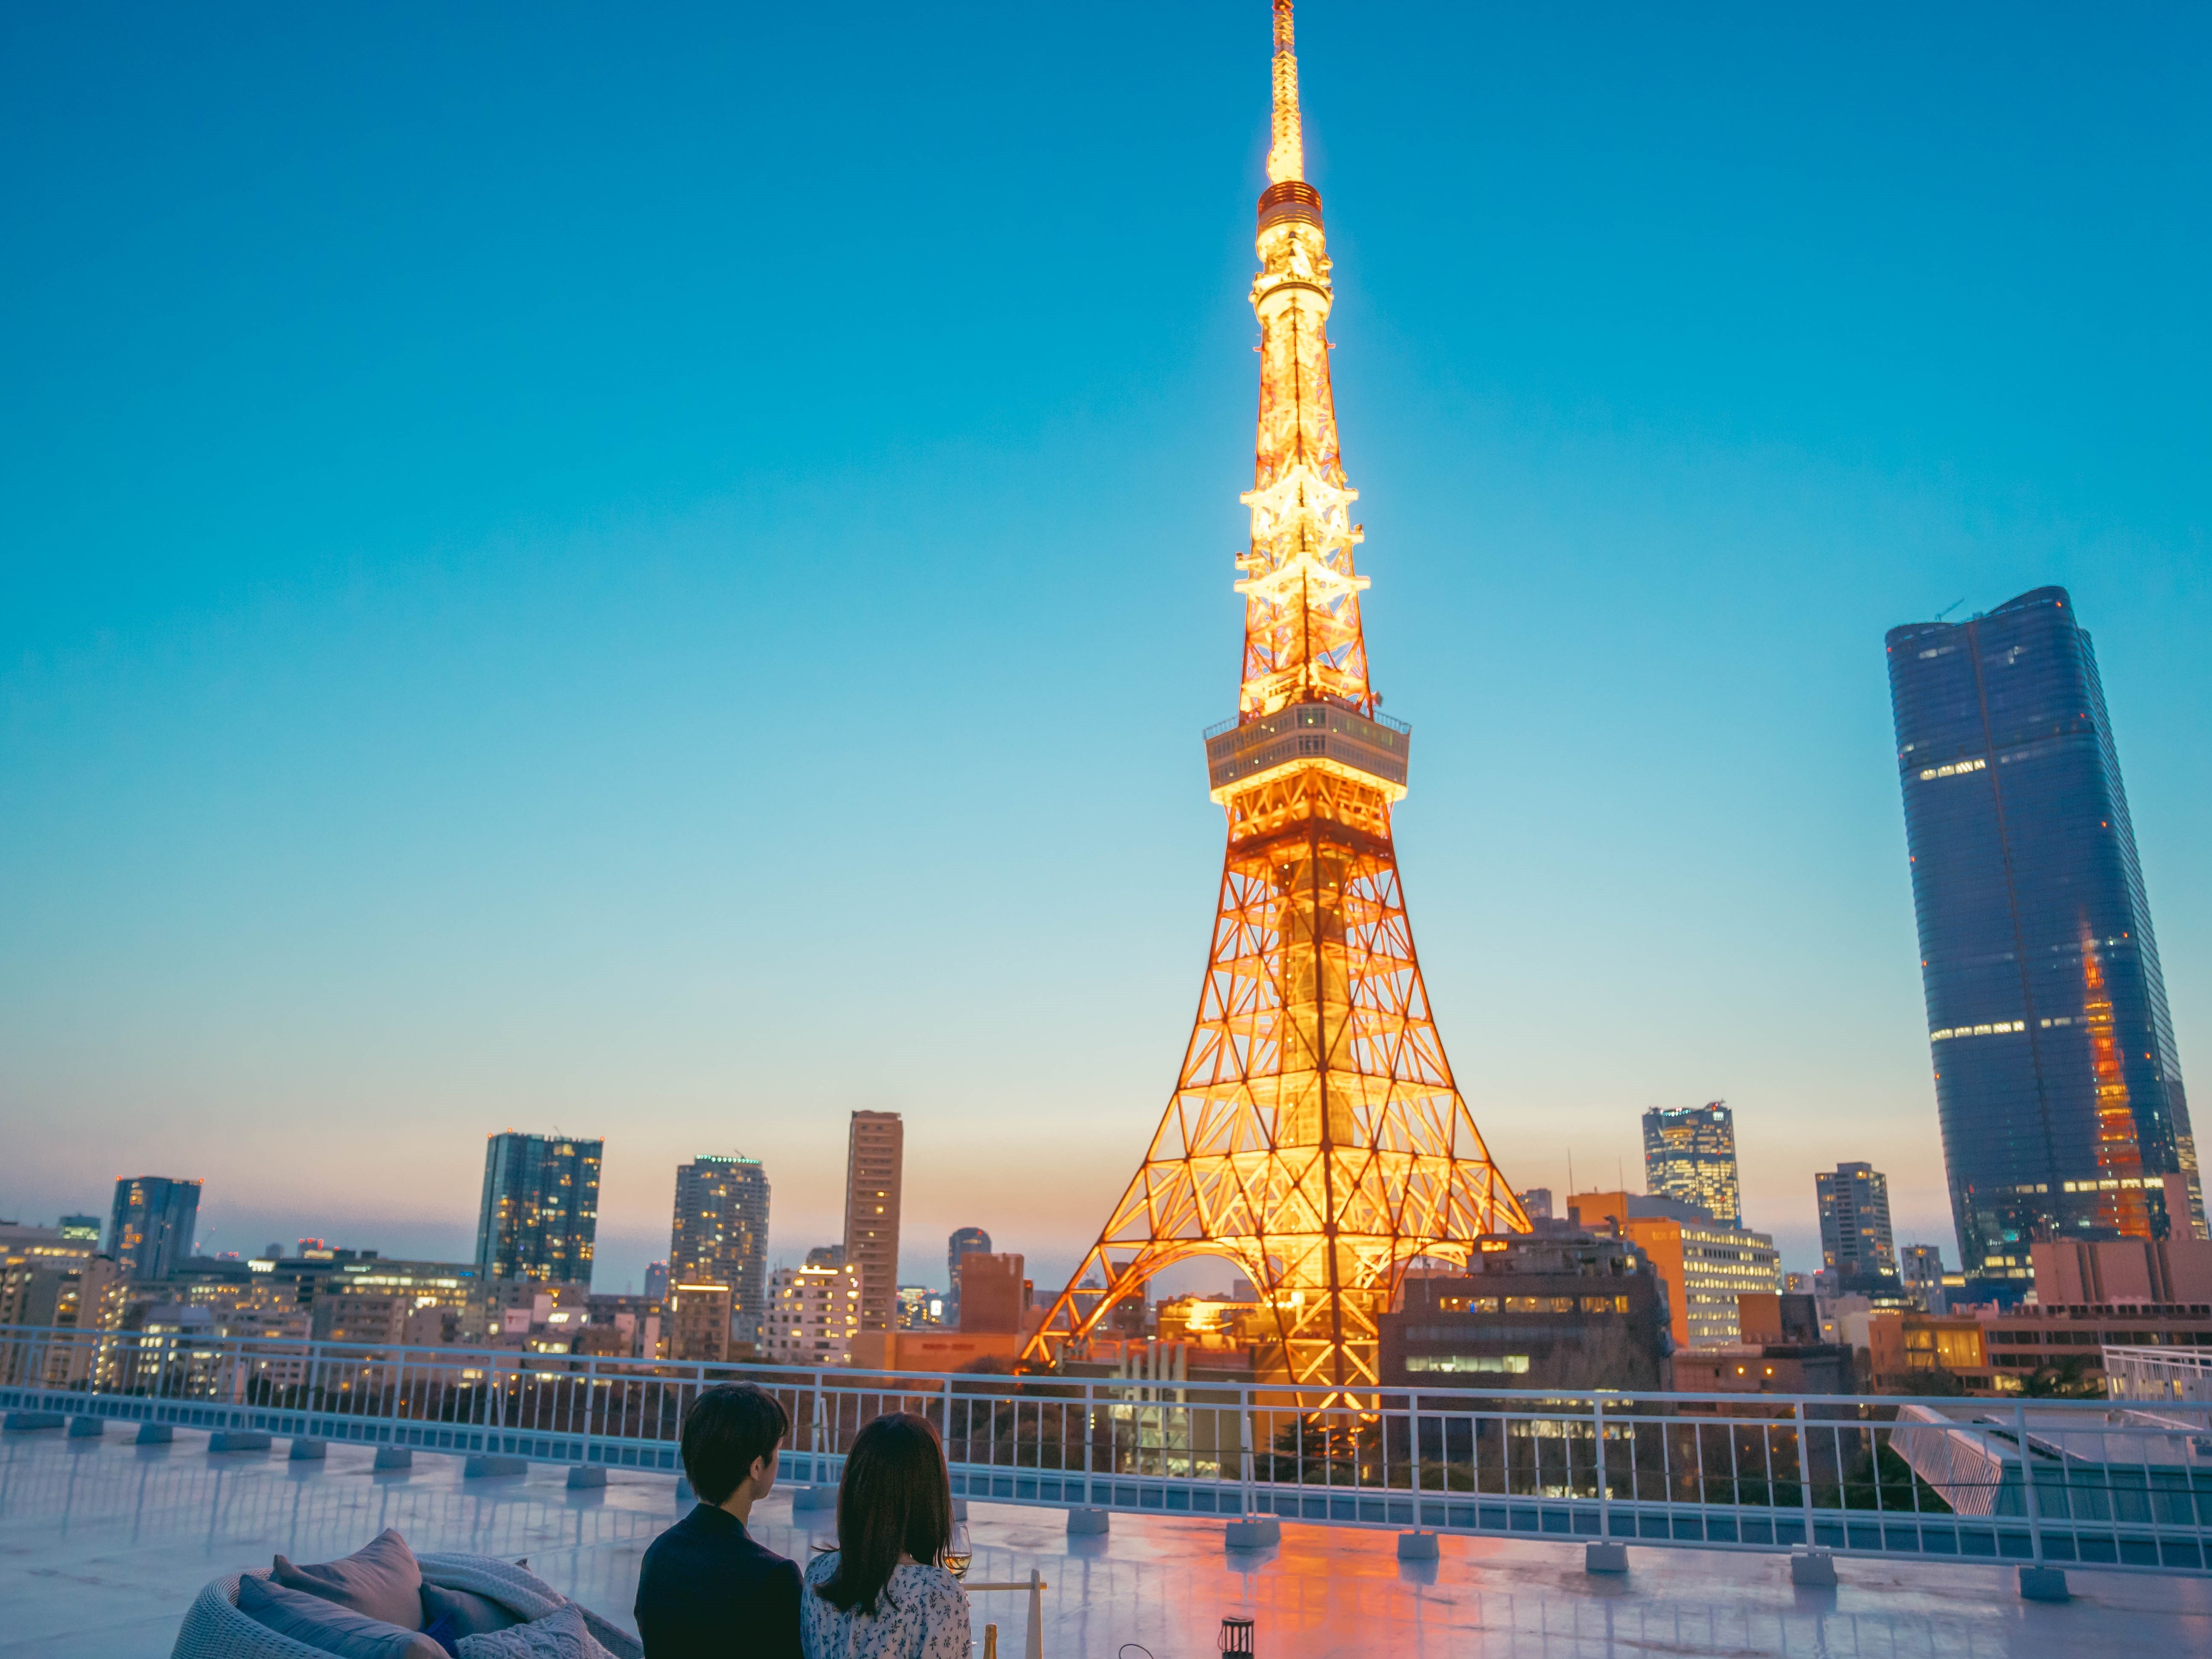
[1027,2,1526,1398]
[1241,0,1367,720]
[1267,0,1304,184]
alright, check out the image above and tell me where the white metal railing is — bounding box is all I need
[2105,1345,2212,1405]
[5,1324,2212,1577]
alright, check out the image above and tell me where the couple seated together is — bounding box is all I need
[636,1382,971,1659]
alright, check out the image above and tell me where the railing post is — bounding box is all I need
[811,1367,826,1484]
[1593,1395,1609,1541]
[2015,1400,2045,1563]
[1241,1382,1257,1519]
[1083,1378,1094,1505]
[1796,1400,1815,1545]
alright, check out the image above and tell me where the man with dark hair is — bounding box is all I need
[636,1383,801,1659]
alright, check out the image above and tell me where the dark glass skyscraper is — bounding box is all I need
[1887,586,2201,1279]
[106,1176,201,1281]
[475,1132,601,1286]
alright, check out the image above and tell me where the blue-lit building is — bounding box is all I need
[1886,586,2203,1280]
[106,1176,202,1281]
[475,1132,601,1287]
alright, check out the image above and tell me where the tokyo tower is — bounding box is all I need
[1025,0,1527,1394]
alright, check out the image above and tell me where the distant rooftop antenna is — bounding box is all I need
[1933,597,1967,622]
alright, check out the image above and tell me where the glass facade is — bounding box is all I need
[474,1132,601,1286]
[1886,586,2203,1277]
[106,1176,202,1282]
[1642,1103,1742,1227]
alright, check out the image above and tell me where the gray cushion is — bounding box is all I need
[274,1529,426,1631]
[237,1575,445,1659]
[419,1585,520,1638]
[452,1603,593,1658]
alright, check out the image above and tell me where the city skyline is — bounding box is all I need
[3,5,2208,1296]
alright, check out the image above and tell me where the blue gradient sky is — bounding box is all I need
[3,5,2207,1293]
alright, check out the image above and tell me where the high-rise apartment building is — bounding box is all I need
[668,1154,770,1345]
[1516,1189,1554,1222]
[1642,1103,1741,1228]
[841,1112,903,1334]
[1816,1162,1898,1283]
[1887,587,2203,1278]
[643,1260,669,1302]
[764,1261,862,1366]
[946,1227,989,1320]
[106,1177,202,1281]
[475,1133,601,1287]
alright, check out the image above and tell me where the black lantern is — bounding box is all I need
[1219,1616,1255,1657]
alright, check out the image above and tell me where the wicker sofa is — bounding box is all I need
[171,1551,642,1659]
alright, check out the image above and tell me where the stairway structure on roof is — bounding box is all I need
[1023,1,1526,1397]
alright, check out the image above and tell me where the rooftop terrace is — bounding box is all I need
[3,1425,2206,1659]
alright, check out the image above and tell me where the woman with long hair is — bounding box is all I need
[801,1412,971,1659]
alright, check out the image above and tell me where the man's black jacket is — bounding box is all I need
[635,1503,803,1659]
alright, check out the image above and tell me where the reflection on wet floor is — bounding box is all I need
[2,1428,2206,1658]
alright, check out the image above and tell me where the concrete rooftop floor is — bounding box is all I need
[3,1425,2209,1658]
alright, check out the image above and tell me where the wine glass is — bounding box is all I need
[943,1520,972,1581]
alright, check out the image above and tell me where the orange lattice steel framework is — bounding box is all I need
[1025,0,1527,1396]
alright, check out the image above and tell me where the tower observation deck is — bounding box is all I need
[1024,1,1525,1398]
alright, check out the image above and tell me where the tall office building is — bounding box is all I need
[1900,1243,1946,1308]
[1816,1162,1898,1283]
[668,1154,771,1345]
[475,1133,601,1286]
[1642,1104,1741,1227]
[58,1214,102,1244]
[106,1177,202,1281]
[1566,1191,1781,1349]
[946,1226,990,1321]
[1887,587,2203,1278]
[841,1112,903,1334]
